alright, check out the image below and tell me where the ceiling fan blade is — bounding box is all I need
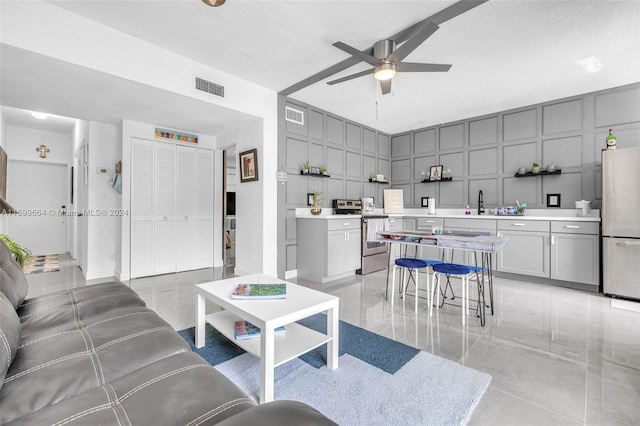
[388,22,439,63]
[390,0,488,43]
[380,79,392,95]
[333,42,382,66]
[396,62,452,72]
[327,69,374,85]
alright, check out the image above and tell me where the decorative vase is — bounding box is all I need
[302,169,309,174]
[532,166,540,174]
[310,206,322,215]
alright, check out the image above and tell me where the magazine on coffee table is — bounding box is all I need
[235,320,285,340]
[231,283,287,300]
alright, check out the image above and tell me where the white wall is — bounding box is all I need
[0,111,6,233]
[3,0,280,278]
[4,126,71,164]
[216,120,267,275]
[85,121,120,280]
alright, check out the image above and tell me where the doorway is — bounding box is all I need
[223,147,236,272]
[7,160,68,254]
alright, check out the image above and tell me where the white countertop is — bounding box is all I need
[295,208,601,222]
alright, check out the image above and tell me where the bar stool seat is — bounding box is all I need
[431,263,472,324]
[389,258,429,311]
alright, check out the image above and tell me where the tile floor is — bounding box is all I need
[26,254,640,425]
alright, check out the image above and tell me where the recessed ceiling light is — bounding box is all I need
[576,56,603,73]
[31,112,48,120]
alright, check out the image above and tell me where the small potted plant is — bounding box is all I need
[302,161,310,174]
[310,191,322,215]
[319,165,328,175]
[532,162,540,174]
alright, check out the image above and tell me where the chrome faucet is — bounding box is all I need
[478,190,485,215]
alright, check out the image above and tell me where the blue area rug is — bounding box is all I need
[179,314,491,425]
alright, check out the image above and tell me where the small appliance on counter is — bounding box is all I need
[332,199,362,215]
[575,200,592,216]
[361,197,375,214]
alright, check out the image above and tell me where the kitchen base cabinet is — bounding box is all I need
[497,221,550,278]
[297,218,361,283]
[550,221,600,287]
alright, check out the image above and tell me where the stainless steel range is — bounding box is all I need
[358,215,389,275]
[333,199,389,275]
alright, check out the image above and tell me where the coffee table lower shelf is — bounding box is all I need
[205,310,332,367]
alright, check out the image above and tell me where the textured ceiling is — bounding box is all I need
[7,1,640,135]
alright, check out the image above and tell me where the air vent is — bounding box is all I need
[195,77,224,97]
[285,106,304,125]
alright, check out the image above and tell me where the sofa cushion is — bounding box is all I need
[0,241,28,309]
[4,352,257,426]
[17,281,147,341]
[1,304,190,423]
[0,292,21,392]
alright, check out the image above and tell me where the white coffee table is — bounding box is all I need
[195,274,339,404]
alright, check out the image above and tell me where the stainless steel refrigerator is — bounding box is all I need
[602,146,640,300]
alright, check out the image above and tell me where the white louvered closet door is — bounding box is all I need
[176,146,197,272]
[130,139,155,278]
[196,149,214,269]
[154,143,177,275]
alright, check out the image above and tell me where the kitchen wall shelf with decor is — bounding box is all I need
[421,177,453,183]
[300,171,331,178]
[369,179,388,184]
[514,170,562,178]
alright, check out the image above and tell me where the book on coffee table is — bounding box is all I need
[235,320,285,340]
[231,283,287,300]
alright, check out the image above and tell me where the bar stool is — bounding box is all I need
[430,263,471,325]
[418,259,443,300]
[389,258,429,312]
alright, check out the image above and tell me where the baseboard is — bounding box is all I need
[285,269,297,279]
[85,269,118,282]
[86,276,119,285]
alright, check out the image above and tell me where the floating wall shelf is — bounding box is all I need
[369,179,388,184]
[514,170,562,178]
[421,177,453,183]
[300,171,331,178]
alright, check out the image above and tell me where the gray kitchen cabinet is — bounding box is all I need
[550,221,600,286]
[297,218,361,283]
[497,220,550,278]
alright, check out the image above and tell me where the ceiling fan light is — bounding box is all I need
[374,63,396,81]
[201,0,226,7]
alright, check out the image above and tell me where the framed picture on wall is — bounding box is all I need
[429,165,443,181]
[547,193,561,208]
[239,148,259,183]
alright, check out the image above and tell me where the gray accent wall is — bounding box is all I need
[278,83,640,277]
[277,97,391,276]
[391,83,640,210]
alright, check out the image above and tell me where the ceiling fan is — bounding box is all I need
[280,0,488,97]
[327,22,451,95]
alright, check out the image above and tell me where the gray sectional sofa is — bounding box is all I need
[0,241,335,425]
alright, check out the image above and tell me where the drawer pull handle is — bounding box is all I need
[617,241,640,246]
[425,220,435,223]
[565,225,580,229]
[343,223,350,226]
[512,223,526,226]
